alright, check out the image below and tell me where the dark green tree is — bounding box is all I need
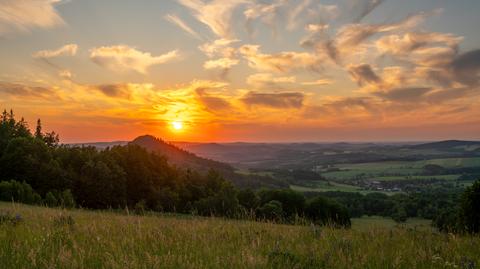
[305,196,351,228]
[237,189,260,211]
[35,119,43,139]
[459,180,480,233]
[257,200,283,221]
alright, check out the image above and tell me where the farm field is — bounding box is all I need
[321,157,480,181]
[290,182,394,195]
[2,202,478,269]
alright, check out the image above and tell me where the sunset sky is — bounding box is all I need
[0,0,479,143]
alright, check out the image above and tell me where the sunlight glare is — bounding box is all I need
[172,121,183,131]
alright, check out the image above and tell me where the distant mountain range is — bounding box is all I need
[70,138,480,172]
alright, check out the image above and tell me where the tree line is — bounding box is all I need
[0,110,350,227]
[309,182,479,233]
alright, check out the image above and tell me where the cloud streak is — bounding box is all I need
[177,0,247,38]
[0,0,65,35]
[164,14,201,40]
[241,92,304,109]
[33,43,78,58]
[239,44,322,73]
[90,45,179,74]
[0,81,58,99]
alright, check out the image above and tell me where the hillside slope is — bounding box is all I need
[409,140,480,150]
[131,135,234,174]
[131,135,288,189]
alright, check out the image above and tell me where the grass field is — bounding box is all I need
[1,202,479,268]
[322,157,480,181]
[290,180,397,195]
[351,216,432,231]
[290,182,394,195]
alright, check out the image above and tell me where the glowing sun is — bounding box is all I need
[171,121,183,131]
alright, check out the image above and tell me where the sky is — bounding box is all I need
[0,0,479,143]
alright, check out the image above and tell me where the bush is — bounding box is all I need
[59,189,75,209]
[45,192,58,207]
[155,187,179,212]
[237,189,259,211]
[259,189,305,219]
[193,185,239,217]
[305,196,351,228]
[0,180,42,204]
[392,206,408,223]
[134,199,147,215]
[433,209,460,233]
[257,200,283,221]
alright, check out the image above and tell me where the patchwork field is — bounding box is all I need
[290,182,394,195]
[322,157,480,181]
[1,202,479,269]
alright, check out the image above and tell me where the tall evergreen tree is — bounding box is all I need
[35,119,43,139]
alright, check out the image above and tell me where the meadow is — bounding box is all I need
[321,157,480,182]
[289,182,393,195]
[1,202,479,269]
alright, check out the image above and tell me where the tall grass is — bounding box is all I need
[0,202,478,269]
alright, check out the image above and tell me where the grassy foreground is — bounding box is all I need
[1,202,479,269]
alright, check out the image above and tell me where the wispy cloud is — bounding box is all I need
[246,73,296,88]
[348,64,381,86]
[301,79,333,86]
[349,0,385,22]
[302,9,442,64]
[89,45,179,74]
[241,91,304,109]
[93,84,133,99]
[33,43,78,58]
[164,14,201,40]
[0,81,59,99]
[244,0,284,36]
[195,87,232,111]
[177,0,247,38]
[0,0,65,35]
[239,44,322,73]
[203,58,239,70]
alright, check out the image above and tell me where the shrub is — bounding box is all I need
[305,196,351,228]
[259,189,305,219]
[392,206,408,223]
[257,200,283,221]
[0,180,42,204]
[193,185,239,217]
[433,209,460,233]
[59,189,76,209]
[134,199,147,215]
[45,192,58,207]
[237,189,260,211]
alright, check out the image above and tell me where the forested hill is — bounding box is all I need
[409,140,480,150]
[130,135,234,174]
[130,135,288,189]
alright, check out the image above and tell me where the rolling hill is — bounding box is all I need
[409,140,480,150]
[130,135,288,189]
[130,135,234,174]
